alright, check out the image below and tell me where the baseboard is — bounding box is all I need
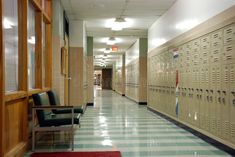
[147,106,235,156]
[138,102,147,105]
[86,103,94,106]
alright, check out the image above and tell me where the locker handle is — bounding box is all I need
[200,89,203,92]
[222,91,226,94]
[210,90,214,93]
[210,96,213,101]
[206,89,209,92]
[218,97,221,103]
[217,90,221,93]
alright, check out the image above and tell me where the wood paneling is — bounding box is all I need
[69,47,84,106]
[5,99,25,152]
[0,0,5,156]
[1,0,52,156]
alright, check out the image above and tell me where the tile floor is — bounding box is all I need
[26,88,232,157]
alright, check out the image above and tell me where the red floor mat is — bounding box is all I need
[31,151,122,157]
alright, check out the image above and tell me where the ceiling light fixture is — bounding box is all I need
[104,47,111,54]
[111,17,126,31]
[107,37,116,45]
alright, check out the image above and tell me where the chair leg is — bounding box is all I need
[32,130,35,151]
[71,127,74,151]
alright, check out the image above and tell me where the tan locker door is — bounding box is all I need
[221,90,230,140]
[210,90,219,136]
[230,64,235,144]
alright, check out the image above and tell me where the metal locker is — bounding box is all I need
[230,91,235,144]
[230,64,235,91]
[220,90,230,140]
[187,88,194,124]
[192,39,201,61]
[208,90,216,134]
[210,48,222,64]
[200,65,210,90]
[210,64,221,91]
[222,45,235,64]
[221,64,230,92]
[182,88,189,122]
[201,35,211,51]
[211,29,223,48]
[223,24,235,45]
[178,87,184,120]
[200,90,209,130]
[193,89,201,127]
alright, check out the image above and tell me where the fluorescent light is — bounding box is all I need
[104,48,111,54]
[175,19,198,30]
[112,17,126,31]
[3,18,14,29]
[107,37,116,45]
[28,36,35,44]
[105,18,133,31]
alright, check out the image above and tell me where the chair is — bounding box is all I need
[32,92,81,151]
[47,90,84,114]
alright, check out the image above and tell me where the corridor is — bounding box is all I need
[73,89,231,156]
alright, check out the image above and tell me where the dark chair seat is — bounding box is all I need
[47,90,84,114]
[32,92,80,151]
[41,113,80,127]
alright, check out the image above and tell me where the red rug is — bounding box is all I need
[31,151,122,157]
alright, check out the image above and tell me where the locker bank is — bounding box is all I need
[0,0,235,156]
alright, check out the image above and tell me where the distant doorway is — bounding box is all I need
[101,69,112,90]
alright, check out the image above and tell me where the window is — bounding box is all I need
[42,21,46,87]
[4,0,19,92]
[28,3,36,89]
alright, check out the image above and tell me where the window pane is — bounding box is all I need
[42,22,46,87]
[4,0,19,92]
[28,3,36,89]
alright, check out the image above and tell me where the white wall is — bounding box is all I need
[126,39,139,65]
[148,0,235,51]
[69,20,86,47]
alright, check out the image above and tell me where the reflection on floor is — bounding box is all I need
[26,89,232,157]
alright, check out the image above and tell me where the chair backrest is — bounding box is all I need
[32,92,52,125]
[47,90,60,106]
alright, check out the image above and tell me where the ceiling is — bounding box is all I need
[61,0,176,68]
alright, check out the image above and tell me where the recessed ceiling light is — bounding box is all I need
[107,37,116,45]
[104,47,111,53]
[111,17,126,31]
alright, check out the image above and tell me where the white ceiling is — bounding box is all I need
[61,0,176,67]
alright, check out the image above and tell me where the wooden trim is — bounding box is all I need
[30,0,42,11]
[0,0,5,156]
[28,88,42,96]
[45,23,52,87]
[35,11,42,89]
[18,0,28,91]
[43,12,51,23]
[5,91,28,102]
